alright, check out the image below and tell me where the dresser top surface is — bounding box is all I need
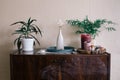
[10,49,110,56]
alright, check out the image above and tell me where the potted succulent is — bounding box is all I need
[11,17,42,52]
[66,16,116,49]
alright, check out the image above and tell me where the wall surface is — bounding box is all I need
[0,0,120,80]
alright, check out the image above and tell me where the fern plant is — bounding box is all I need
[11,17,42,50]
[67,16,116,39]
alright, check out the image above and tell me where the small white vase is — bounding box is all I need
[56,27,64,50]
[22,38,34,52]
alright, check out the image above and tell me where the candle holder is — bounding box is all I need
[81,33,91,50]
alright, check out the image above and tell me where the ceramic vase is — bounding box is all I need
[56,27,64,50]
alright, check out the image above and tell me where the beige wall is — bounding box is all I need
[0,0,120,80]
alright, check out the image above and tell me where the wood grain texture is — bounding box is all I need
[10,51,110,80]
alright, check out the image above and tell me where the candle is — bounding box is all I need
[81,34,91,50]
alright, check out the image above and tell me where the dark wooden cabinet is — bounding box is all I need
[10,50,110,80]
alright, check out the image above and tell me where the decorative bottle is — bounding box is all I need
[56,26,64,50]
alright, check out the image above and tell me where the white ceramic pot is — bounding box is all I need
[22,38,34,52]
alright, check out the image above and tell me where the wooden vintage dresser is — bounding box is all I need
[10,50,110,80]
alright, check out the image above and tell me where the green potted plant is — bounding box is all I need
[67,16,116,38]
[66,16,116,49]
[11,17,42,52]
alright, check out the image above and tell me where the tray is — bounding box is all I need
[46,46,74,53]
